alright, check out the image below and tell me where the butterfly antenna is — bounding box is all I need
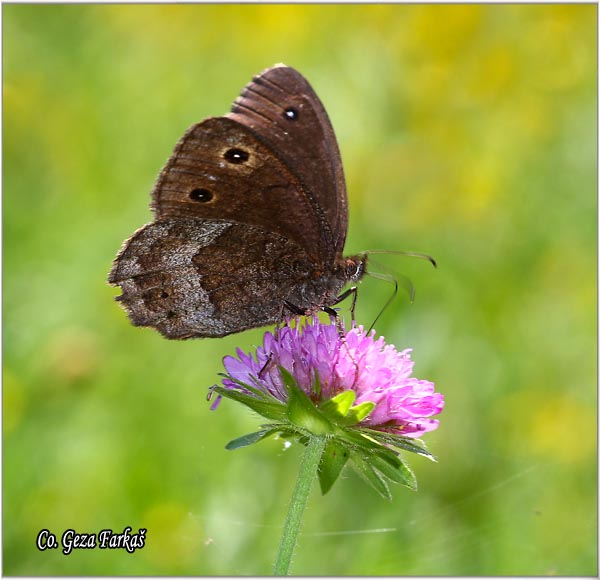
[364,263,402,333]
[363,249,437,269]
[362,250,438,332]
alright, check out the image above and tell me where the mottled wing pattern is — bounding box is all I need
[108,219,320,339]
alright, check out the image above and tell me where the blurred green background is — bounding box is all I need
[3,4,596,576]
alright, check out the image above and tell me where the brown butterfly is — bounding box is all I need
[108,64,366,339]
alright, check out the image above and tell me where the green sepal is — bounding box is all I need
[351,454,392,501]
[211,385,287,422]
[226,422,308,450]
[318,440,350,495]
[327,430,418,496]
[225,427,281,450]
[360,429,436,461]
[343,401,376,425]
[320,389,355,418]
[216,373,282,403]
[280,368,333,435]
[319,391,375,426]
[214,368,432,499]
[370,451,417,491]
[332,427,380,452]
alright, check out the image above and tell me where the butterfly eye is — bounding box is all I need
[189,188,213,202]
[224,148,249,164]
[283,107,298,120]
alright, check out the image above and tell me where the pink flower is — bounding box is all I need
[221,318,443,438]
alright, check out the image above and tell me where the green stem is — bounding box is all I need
[273,435,326,576]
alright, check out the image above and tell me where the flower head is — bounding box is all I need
[212,317,444,498]
[220,317,443,437]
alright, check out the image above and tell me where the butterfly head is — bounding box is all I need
[344,255,367,282]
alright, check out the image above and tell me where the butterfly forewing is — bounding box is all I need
[228,65,348,259]
[151,117,324,259]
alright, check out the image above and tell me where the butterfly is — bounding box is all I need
[108,64,365,339]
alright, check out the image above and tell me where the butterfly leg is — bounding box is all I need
[331,286,358,324]
[283,300,307,316]
[274,301,305,335]
[322,305,338,318]
[327,304,362,389]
